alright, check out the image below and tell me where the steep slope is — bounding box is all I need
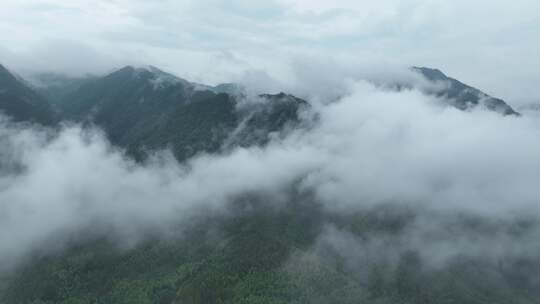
[0,64,57,124]
[412,67,519,115]
[59,66,308,161]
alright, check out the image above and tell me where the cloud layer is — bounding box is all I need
[1,79,540,269]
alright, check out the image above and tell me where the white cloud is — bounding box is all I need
[0,0,538,103]
[2,76,540,268]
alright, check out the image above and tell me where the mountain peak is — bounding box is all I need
[114,65,171,76]
[411,66,519,116]
[136,65,165,74]
[109,65,189,90]
[411,66,448,81]
[117,65,136,73]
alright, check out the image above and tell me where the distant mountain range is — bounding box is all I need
[0,64,308,161]
[0,63,519,160]
[0,63,536,304]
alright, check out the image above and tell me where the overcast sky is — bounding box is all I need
[0,0,539,105]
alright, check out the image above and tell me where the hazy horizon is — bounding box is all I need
[1,0,539,106]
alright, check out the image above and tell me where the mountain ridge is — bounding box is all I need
[412,66,519,115]
[0,62,522,161]
[47,65,308,161]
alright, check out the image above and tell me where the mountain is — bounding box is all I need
[0,64,57,125]
[1,64,540,304]
[57,66,308,161]
[412,67,519,115]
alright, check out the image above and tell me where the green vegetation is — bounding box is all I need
[0,64,535,303]
[51,66,307,161]
[3,201,539,304]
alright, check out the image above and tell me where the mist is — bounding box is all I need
[3,0,540,104]
[1,76,540,272]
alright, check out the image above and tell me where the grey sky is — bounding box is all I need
[1,0,539,105]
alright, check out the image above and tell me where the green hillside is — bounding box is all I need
[3,200,539,304]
